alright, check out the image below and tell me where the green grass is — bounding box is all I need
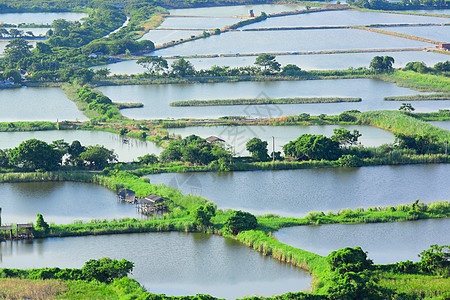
[170,97,361,107]
[355,110,450,142]
[376,272,450,299]
[384,93,450,101]
[383,71,450,93]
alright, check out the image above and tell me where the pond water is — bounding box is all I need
[275,218,450,264]
[0,87,87,122]
[152,29,432,57]
[94,50,449,75]
[242,10,448,29]
[158,16,241,29]
[147,164,450,217]
[169,4,306,17]
[0,12,88,25]
[429,121,450,130]
[0,130,162,162]
[384,25,450,43]
[0,232,312,298]
[168,125,395,155]
[97,79,448,119]
[140,29,204,46]
[0,182,140,224]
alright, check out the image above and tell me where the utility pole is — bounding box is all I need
[272,136,275,163]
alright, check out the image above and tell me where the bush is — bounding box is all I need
[224,210,258,235]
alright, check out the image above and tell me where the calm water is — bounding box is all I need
[97,79,448,119]
[429,121,450,130]
[169,4,306,16]
[242,10,448,29]
[147,164,450,217]
[384,25,450,43]
[140,29,204,46]
[168,125,395,155]
[0,182,140,224]
[275,219,450,264]
[0,12,88,25]
[0,232,311,298]
[0,87,87,122]
[0,130,162,161]
[95,51,449,75]
[158,17,241,29]
[152,29,432,57]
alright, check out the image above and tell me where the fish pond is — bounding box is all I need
[0,232,312,299]
[0,182,140,224]
[147,164,450,217]
[0,87,87,122]
[97,79,447,119]
[275,218,450,264]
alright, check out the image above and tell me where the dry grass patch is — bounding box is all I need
[0,278,67,299]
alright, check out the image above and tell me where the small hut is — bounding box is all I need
[249,9,255,17]
[136,194,171,215]
[205,136,225,144]
[117,189,136,203]
[0,225,13,240]
[16,224,33,239]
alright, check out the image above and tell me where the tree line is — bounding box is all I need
[0,138,117,171]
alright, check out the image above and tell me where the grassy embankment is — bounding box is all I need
[385,93,450,101]
[170,97,361,107]
[382,71,450,93]
[354,110,450,142]
[0,171,449,297]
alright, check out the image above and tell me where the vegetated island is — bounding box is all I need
[170,97,362,107]
[384,93,450,101]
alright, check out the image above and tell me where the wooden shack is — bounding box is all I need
[117,188,136,203]
[16,224,33,239]
[136,194,171,215]
[0,225,13,240]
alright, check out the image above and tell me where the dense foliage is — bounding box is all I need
[0,138,117,171]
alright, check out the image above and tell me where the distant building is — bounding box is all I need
[205,136,225,144]
[438,43,450,50]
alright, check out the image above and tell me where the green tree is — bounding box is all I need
[35,213,50,235]
[399,102,415,112]
[137,56,168,75]
[281,64,304,77]
[327,246,374,274]
[5,38,32,63]
[81,258,134,283]
[94,67,111,79]
[138,154,159,164]
[418,244,449,276]
[171,58,195,77]
[68,140,85,166]
[79,145,117,169]
[369,55,394,73]
[283,134,340,161]
[332,128,362,147]
[193,203,216,228]
[224,210,258,235]
[12,139,60,170]
[255,54,281,73]
[246,138,269,162]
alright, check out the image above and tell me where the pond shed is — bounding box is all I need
[117,188,136,203]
